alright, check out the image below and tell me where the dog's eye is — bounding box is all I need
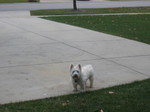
[72,70,79,74]
[76,71,79,73]
[72,71,75,74]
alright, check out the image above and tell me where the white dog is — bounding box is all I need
[70,64,94,91]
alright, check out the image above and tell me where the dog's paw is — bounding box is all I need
[89,86,93,88]
[80,88,86,92]
[73,89,78,92]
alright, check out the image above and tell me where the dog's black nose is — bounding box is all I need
[73,75,78,79]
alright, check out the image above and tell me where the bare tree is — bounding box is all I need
[73,0,77,10]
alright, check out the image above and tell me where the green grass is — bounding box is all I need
[0,79,150,112]
[43,14,150,44]
[0,0,26,3]
[31,7,150,16]
[0,0,39,3]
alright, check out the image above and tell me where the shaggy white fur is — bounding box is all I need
[70,64,94,91]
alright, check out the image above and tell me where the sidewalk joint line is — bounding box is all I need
[106,58,150,77]
[0,58,101,69]
[107,54,150,59]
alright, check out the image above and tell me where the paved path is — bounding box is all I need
[0,11,150,104]
[0,1,150,11]
[40,0,105,2]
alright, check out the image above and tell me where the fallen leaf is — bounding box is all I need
[62,100,69,106]
[109,91,114,94]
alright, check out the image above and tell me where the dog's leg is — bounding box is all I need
[89,75,94,88]
[83,82,86,90]
[73,83,78,92]
[80,82,86,91]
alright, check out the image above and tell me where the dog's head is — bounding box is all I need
[70,64,81,82]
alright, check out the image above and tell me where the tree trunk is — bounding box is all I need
[73,0,77,10]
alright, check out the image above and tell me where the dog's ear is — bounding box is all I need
[78,64,81,71]
[70,64,74,71]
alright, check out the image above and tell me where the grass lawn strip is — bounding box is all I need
[43,14,150,44]
[31,7,150,16]
[0,0,27,3]
[0,79,149,112]
[0,0,39,3]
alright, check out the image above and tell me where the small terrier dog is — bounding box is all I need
[70,64,94,91]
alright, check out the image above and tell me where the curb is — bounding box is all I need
[33,12,150,17]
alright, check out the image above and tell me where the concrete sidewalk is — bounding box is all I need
[40,0,105,2]
[0,11,150,104]
[40,0,71,2]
